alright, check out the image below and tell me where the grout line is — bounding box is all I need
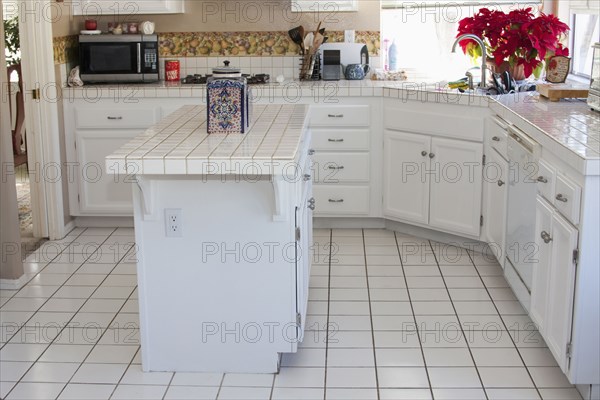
[394,232,435,400]
[362,229,381,400]
[427,241,490,400]
[323,228,333,400]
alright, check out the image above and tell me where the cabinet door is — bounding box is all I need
[76,130,139,215]
[484,149,509,262]
[530,197,554,332]
[383,130,430,225]
[429,137,483,237]
[546,213,579,372]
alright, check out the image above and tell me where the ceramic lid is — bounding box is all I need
[212,61,241,76]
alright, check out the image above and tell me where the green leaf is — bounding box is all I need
[4,16,21,66]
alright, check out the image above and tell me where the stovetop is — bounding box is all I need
[181,74,270,85]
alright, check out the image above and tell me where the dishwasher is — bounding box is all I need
[505,125,540,311]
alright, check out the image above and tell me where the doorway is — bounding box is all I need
[3,0,68,253]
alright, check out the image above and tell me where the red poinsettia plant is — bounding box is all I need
[457,7,570,78]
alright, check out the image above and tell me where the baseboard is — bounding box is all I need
[314,217,385,229]
[75,216,134,228]
[61,219,76,239]
[0,274,28,290]
[577,384,600,400]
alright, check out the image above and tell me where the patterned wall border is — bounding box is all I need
[53,35,78,65]
[159,31,380,57]
[52,30,380,64]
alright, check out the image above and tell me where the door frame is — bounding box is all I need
[13,0,67,239]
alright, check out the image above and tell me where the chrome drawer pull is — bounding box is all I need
[303,174,312,182]
[328,114,344,118]
[308,203,316,211]
[308,197,316,204]
[308,149,316,156]
[541,231,553,244]
[429,153,436,159]
[328,139,344,143]
[327,166,345,170]
[537,176,548,184]
[328,199,344,203]
[556,194,568,203]
[498,180,505,187]
[492,136,501,142]
[421,151,428,157]
[107,116,123,120]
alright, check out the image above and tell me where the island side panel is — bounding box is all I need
[133,177,299,373]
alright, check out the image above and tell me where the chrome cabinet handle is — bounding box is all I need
[541,231,553,244]
[328,139,344,143]
[308,149,315,156]
[328,199,344,203]
[421,151,428,157]
[303,174,312,182]
[308,203,316,211]
[498,180,505,187]
[328,114,344,118]
[492,136,501,142]
[537,176,548,184]
[429,153,435,159]
[556,194,568,203]
[308,197,315,204]
[107,116,123,120]
[327,166,345,170]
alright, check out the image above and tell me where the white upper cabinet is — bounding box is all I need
[73,1,185,16]
[291,0,358,12]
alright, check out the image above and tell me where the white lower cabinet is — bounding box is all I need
[483,148,509,262]
[383,131,430,225]
[383,130,483,237]
[76,130,140,215]
[531,196,579,373]
[64,101,162,216]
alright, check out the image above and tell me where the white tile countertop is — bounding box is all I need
[490,92,600,174]
[61,79,489,107]
[106,104,309,176]
[79,80,599,175]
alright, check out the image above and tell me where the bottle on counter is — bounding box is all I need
[383,39,390,71]
[389,39,398,72]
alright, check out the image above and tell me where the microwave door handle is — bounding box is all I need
[137,43,141,74]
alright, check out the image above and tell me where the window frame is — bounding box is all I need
[291,0,359,13]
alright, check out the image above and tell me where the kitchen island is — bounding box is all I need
[106,104,314,373]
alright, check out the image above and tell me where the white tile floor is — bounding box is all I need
[0,228,583,400]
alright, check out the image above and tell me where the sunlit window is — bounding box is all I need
[570,13,599,78]
[380,1,542,82]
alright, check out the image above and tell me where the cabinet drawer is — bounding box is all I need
[312,129,370,151]
[554,174,581,225]
[75,107,160,129]
[311,106,370,127]
[536,159,556,202]
[313,153,370,183]
[489,116,509,160]
[314,186,370,215]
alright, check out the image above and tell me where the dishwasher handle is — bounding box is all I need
[508,126,538,155]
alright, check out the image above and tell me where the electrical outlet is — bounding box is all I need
[345,30,355,43]
[165,209,183,238]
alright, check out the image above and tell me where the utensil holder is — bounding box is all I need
[300,54,317,81]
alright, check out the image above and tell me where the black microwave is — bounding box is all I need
[79,34,159,83]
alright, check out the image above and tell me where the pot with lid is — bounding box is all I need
[207,61,252,134]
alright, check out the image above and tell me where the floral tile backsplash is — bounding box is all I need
[53,35,78,65]
[159,31,380,57]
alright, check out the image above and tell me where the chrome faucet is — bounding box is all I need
[452,34,487,89]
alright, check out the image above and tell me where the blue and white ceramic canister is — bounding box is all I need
[207,61,251,134]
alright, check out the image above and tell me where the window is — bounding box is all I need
[570,13,599,78]
[381,1,542,82]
